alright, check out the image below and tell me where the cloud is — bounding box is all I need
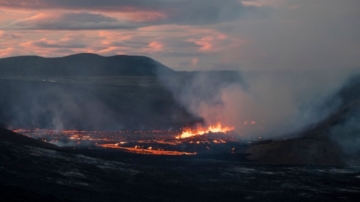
[28,39,86,49]
[164,0,256,25]
[2,12,140,30]
[215,0,360,71]
[0,0,359,71]
[18,34,89,57]
[144,41,163,52]
[0,0,259,27]
[241,0,286,7]
[0,0,166,11]
[0,47,24,57]
[0,31,21,39]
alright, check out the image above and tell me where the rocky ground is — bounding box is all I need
[1,140,360,202]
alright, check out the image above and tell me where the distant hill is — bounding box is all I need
[0,77,201,131]
[0,53,174,76]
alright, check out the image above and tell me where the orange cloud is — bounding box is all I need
[191,38,213,51]
[144,41,163,52]
[0,48,19,57]
[187,34,229,52]
[97,46,126,55]
[98,31,134,46]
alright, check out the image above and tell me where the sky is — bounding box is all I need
[0,0,359,71]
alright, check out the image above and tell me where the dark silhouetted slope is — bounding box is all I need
[0,78,200,130]
[245,74,360,166]
[0,126,56,149]
[0,53,174,76]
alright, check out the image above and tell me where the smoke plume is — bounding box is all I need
[159,68,360,140]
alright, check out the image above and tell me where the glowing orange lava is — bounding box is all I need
[98,144,197,155]
[176,123,234,139]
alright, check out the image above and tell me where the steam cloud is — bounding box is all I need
[328,75,360,156]
[159,68,360,140]
[6,81,120,131]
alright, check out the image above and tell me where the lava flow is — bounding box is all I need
[176,123,234,139]
[12,125,247,156]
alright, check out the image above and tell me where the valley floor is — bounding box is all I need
[1,142,360,202]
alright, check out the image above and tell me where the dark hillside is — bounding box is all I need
[0,53,201,130]
[0,77,200,130]
[0,53,174,76]
[0,126,56,149]
[245,74,360,166]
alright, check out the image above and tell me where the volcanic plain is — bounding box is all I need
[0,54,360,201]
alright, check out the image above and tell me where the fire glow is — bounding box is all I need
[177,123,234,139]
[12,126,247,156]
[99,144,197,155]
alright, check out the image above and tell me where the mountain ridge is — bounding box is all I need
[0,53,174,76]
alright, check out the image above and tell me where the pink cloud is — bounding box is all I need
[147,41,163,52]
[20,35,87,49]
[187,33,233,52]
[0,31,21,39]
[16,33,93,57]
[2,11,143,30]
[0,1,160,13]
[188,37,213,51]
[241,0,285,7]
[0,22,247,70]
[97,46,126,55]
[0,47,24,57]
[108,11,167,23]
[98,31,134,46]
[191,58,199,66]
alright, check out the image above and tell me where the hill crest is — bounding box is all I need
[0,53,174,76]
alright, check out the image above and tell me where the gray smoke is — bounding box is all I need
[328,75,360,156]
[159,68,360,140]
[8,81,120,131]
[330,108,360,155]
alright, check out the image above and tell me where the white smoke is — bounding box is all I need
[159,68,359,140]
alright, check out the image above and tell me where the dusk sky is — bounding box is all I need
[0,0,359,71]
